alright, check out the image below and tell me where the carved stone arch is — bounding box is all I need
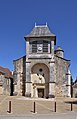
[31,63,49,98]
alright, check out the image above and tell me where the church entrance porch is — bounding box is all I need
[31,63,49,98]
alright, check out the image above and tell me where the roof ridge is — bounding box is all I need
[35,22,47,27]
[35,25,47,27]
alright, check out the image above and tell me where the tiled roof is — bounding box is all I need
[0,66,12,78]
[0,69,5,74]
[25,25,56,38]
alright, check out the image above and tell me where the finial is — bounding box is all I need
[46,22,47,27]
[35,22,36,27]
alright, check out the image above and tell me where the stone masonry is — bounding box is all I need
[13,24,71,98]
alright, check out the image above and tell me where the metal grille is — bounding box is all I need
[32,41,37,53]
[43,41,48,53]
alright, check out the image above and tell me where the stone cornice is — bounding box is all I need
[49,61,55,63]
[25,61,31,63]
[25,82,32,83]
[49,81,55,83]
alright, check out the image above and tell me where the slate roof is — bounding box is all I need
[0,66,12,78]
[25,25,56,38]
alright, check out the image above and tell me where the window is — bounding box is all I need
[32,41,37,53]
[39,68,43,72]
[30,40,49,53]
[43,41,48,53]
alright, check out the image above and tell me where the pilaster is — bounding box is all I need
[49,60,55,98]
[25,61,32,97]
[26,40,29,59]
[67,70,71,97]
[51,40,54,58]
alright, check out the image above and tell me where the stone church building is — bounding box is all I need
[13,24,71,98]
[0,66,13,96]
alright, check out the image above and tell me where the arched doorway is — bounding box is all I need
[31,63,49,98]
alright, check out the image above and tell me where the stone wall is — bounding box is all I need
[0,74,10,95]
[55,56,70,97]
[13,56,26,96]
[73,88,77,97]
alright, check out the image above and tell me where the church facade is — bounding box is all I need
[13,24,71,98]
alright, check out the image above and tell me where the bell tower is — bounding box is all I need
[24,23,56,98]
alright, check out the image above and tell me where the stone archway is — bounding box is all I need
[31,63,49,98]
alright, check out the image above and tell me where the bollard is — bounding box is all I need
[33,101,36,113]
[54,101,56,112]
[71,102,73,111]
[8,101,11,113]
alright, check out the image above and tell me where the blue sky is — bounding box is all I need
[0,0,77,80]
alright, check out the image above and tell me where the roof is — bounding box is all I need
[55,46,64,52]
[73,78,77,88]
[0,66,12,78]
[73,82,77,88]
[0,69,5,74]
[55,55,70,62]
[25,24,56,38]
[13,55,26,62]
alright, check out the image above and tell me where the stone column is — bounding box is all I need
[25,62,31,97]
[49,60,55,98]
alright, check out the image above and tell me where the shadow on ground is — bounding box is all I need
[65,101,77,104]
